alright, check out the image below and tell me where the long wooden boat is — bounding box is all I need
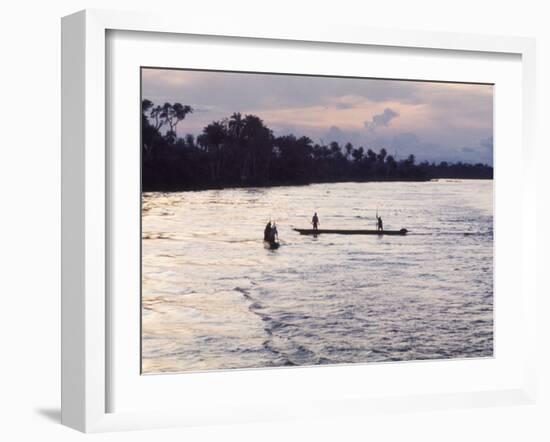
[293,228,408,236]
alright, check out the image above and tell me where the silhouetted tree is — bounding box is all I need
[352,147,364,162]
[386,155,397,178]
[200,121,227,182]
[330,141,341,157]
[377,148,387,163]
[366,148,377,163]
[141,99,493,191]
[344,142,353,159]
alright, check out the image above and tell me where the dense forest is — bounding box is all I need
[142,100,493,191]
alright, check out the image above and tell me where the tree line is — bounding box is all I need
[141,99,493,191]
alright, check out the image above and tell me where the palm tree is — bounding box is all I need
[386,154,397,177]
[241,115,272,183]
[405,154,416,166]
[164,103,193,139]
[344,142,353,159]
[352,146,364,162]
[228,112,244,141]
[366,148,377,163]
[329,141,341,157]
[202,121,227,181]
[149,105,166,131]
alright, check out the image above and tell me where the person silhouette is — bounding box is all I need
[264,221,272,241]
[272,223,278,241]
[312,212,320,231]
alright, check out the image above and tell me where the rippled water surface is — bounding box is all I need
[142,180,493,373]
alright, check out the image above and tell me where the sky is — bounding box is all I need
[142,68,493,165]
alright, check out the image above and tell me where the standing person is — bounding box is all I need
[272,223,279,241]
[264,221,272,241]
[312,212,320,231]
[377,215,383,232]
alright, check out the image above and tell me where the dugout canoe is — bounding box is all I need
[293,228,408,236]
[264,240,281,249]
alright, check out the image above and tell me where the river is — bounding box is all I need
[141,180,493,373]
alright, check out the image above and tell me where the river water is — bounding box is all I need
[141,180,493,373]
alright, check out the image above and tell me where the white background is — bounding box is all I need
[0,1,548,441]
[109,30,524,415]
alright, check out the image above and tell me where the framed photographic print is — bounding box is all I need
[61,9,538,432]
[139,68,494,374]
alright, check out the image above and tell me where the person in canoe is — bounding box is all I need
[376,214,383,232]
[263,221,280,249]
[312,212,320,231]
[272,223,279,241]
[264,221,273,241]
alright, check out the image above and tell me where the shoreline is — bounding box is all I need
[142,177,493,194]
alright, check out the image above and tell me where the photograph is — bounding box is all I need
[140,68,494,374]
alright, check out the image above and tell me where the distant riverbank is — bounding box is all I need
[142,103,493,193]
[142,176,493,193]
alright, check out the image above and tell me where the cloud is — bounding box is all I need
[458,136,493,165]
[373,131,492,165]
[142,68,493,164]
[325,126,345,143]
[335,102,354,110]
[481,136,493,150]
[364,108,399,132]
[461,136,493,165]
[323,126,363,146]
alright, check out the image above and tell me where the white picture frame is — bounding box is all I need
[61,9,537,433]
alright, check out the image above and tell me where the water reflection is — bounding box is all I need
[142,180,493,373]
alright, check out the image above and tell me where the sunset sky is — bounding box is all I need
[142,68,493,165]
